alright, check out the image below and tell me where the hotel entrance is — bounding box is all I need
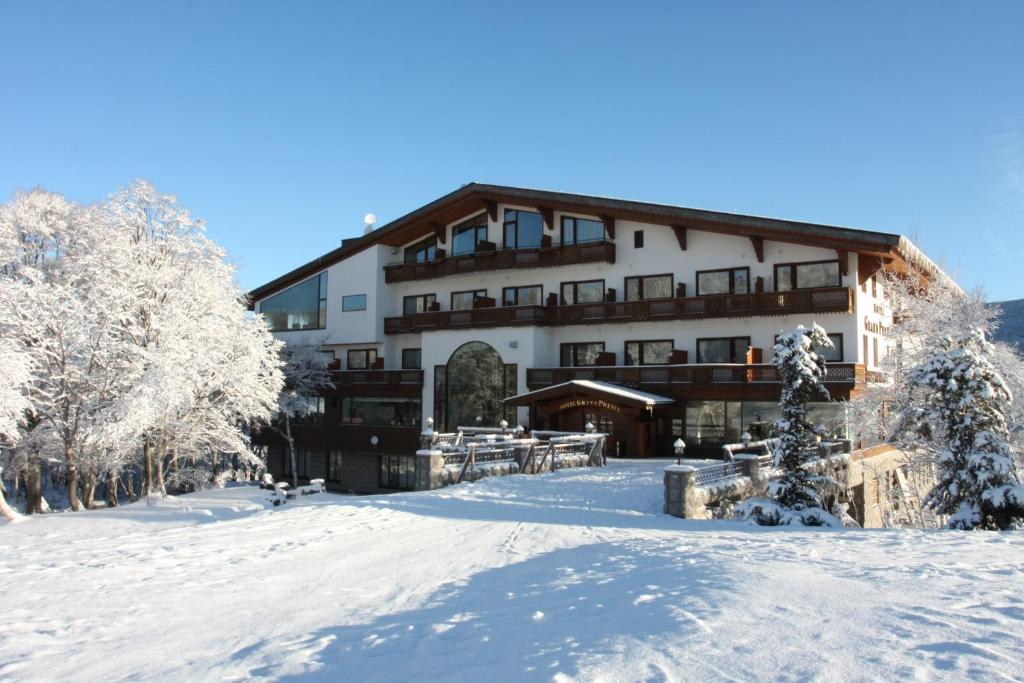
[505,380,674,458]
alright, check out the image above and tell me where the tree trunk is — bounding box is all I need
[142,436,152,497]
[106,469,119,508]
[66,444,82,511]
[125,469,137,502]
[23,463,43,515]
[154,441,166,497]
[286,416,298,488]
[82,468,97,510]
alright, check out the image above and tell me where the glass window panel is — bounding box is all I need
[626,278,641,301]
[452,214,487,255]
[644,341,672,365]
[342,294,366,311]
[561,283,574,305]
[561,345,573,366]
[505,210,542,249]
[451,290,484,310]
[734,269,749,293]
[644,275,672,299]
[402,348,421,369]
[576,343,604,366]
[341,397,422,426]
[686,400,726,446]
[796,262,840,288]
[577,280,604,303]
[776,267,794,292]
[562,218,574,244]
[445,342,508,430]
[625,342,640,366]
[516,286,541,306]
[697,339,732,363]
[575,218,604,243]
[821,334,843,362]
[260,275,322,331]
[698,271,730,296]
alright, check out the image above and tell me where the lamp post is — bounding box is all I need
[585,421,595,434]
[500,419,509,433]
[673,438,686,465]
[370,435,380,451]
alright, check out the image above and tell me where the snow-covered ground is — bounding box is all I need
[2,460,1023,682]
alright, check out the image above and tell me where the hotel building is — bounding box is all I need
[249,184,951,492]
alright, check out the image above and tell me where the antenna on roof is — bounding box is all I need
[363,213,377,235]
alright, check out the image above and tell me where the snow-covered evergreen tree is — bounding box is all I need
[741,324,840,526]
[906,328,1024,530]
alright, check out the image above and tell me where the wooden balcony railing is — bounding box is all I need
[384,286,854,334]
[383,240,616,283]
[333,369,424,387]
[525,363,865,390]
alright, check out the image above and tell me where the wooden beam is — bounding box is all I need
[601,214,616,240]
[431,221,446,245]
[538,206,554,231]
[837,249,849,276]
[671,224,688,251]
[485,199,498,223]
[750,236,764,262]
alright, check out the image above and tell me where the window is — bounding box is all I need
[560,342,605,367]
[402,348,421,370]
[774,260,840,291]
[503,209,543,250]
[634,230,644,248]
[561,216,605,245]
[327,451,342,482]
[625,340,673,366]
[873,337,879,367]
[404,237,437,264]
[561,279,605,305]
[502,285,543,307]
[823,334,843,362]
[696,267,750,296]
[293,396,325,425]
[686,400,742,446]
[260,272,327,331]
[863,336,869,367]
[380,454,416,490]
[451,213,488,255]
[296,448,312,478]
[403,294,436,315]
[341,397,422,426]
[342,294,367,312]
[451,289,487,310]
[696,337,751,364]
[625,274,673,301]
[347,348,377,370]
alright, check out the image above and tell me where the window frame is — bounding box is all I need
[696,336,752,364]
[451,213,489,256]
[450,289,487,310]
[560,215,605,245]
[403,293,436,316]
[633,230,644,248]
[259,272,328,332]
[341,293,367,312]
[624,273,674,301]
[502,284,543,307]
[404,236,438,264]
[560,279,605,305]
[624,339,674,366]
[773,259,841,291]
[695,267,751,296]
[341,396,422,427]
[774,332,844,362]
[503,209,544,250]
[560,342,606,367]
[346,348,378,370]
[401,348,422,370]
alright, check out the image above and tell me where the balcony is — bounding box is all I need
[526,363,865,390]
[383,240,616,283]
[333,369,423,388]
[384,286,855,334]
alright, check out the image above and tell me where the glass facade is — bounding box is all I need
[341,397,422,426]
[452,214,488,255]
[687,400,850,447]
[380,454,416,490]
[561,216,604,244]
[260,272,327,331]
[444,342,510,430]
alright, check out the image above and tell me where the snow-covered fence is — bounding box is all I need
[665,440,856,519]
[416,432,606,491]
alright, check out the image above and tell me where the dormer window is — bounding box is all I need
[503,209,543,250]
[451,214,488,256]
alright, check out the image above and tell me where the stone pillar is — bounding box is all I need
[415,449,445,491]
[419,429,435,450]
[734,453,765,494]
[663,465,704,518]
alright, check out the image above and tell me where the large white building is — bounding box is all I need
[249,184,951,492]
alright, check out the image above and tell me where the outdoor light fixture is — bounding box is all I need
[500,419,509,430]
[426,417,434,429]
[741,431,752,447]
[515,424,525,435]
[475,415,483,425]
[370,435,380,449]
[674,438,686,465]
[585,422,595,433]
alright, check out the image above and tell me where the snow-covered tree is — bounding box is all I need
[270,341,333,488]
[742,324,840,526]
[904,329,1024,530]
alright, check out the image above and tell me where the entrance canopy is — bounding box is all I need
[506,380,676,411]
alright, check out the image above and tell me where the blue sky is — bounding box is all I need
[2,1,1022,300]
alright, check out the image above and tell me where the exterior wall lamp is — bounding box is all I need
[674,438,686,465]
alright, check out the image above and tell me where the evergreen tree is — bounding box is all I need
[907,328,1024,530]
[743,324,840,526]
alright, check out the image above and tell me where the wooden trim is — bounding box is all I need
[837,249,849,276]
[601,214,616,240]
[538,206,554,231]
[485,199,498,223]
[671,224,688,250]
[750,236,764,262]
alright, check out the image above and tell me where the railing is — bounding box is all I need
[693,461,746,485]
[384,287,854,334]
[334,369,424,387]
[383,240,616,283]
[526,363,863,389]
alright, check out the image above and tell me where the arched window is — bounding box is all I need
[435,341,516,430]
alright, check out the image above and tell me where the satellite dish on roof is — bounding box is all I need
[363,213,377,234]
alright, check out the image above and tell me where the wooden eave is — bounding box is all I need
[248,183,912,305]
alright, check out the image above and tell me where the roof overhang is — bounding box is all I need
[248,182,956,304]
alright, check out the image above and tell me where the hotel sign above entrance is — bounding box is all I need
[556,398,622,413]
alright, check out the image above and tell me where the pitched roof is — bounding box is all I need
[505,380,675,408]
[248,182,952,302]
